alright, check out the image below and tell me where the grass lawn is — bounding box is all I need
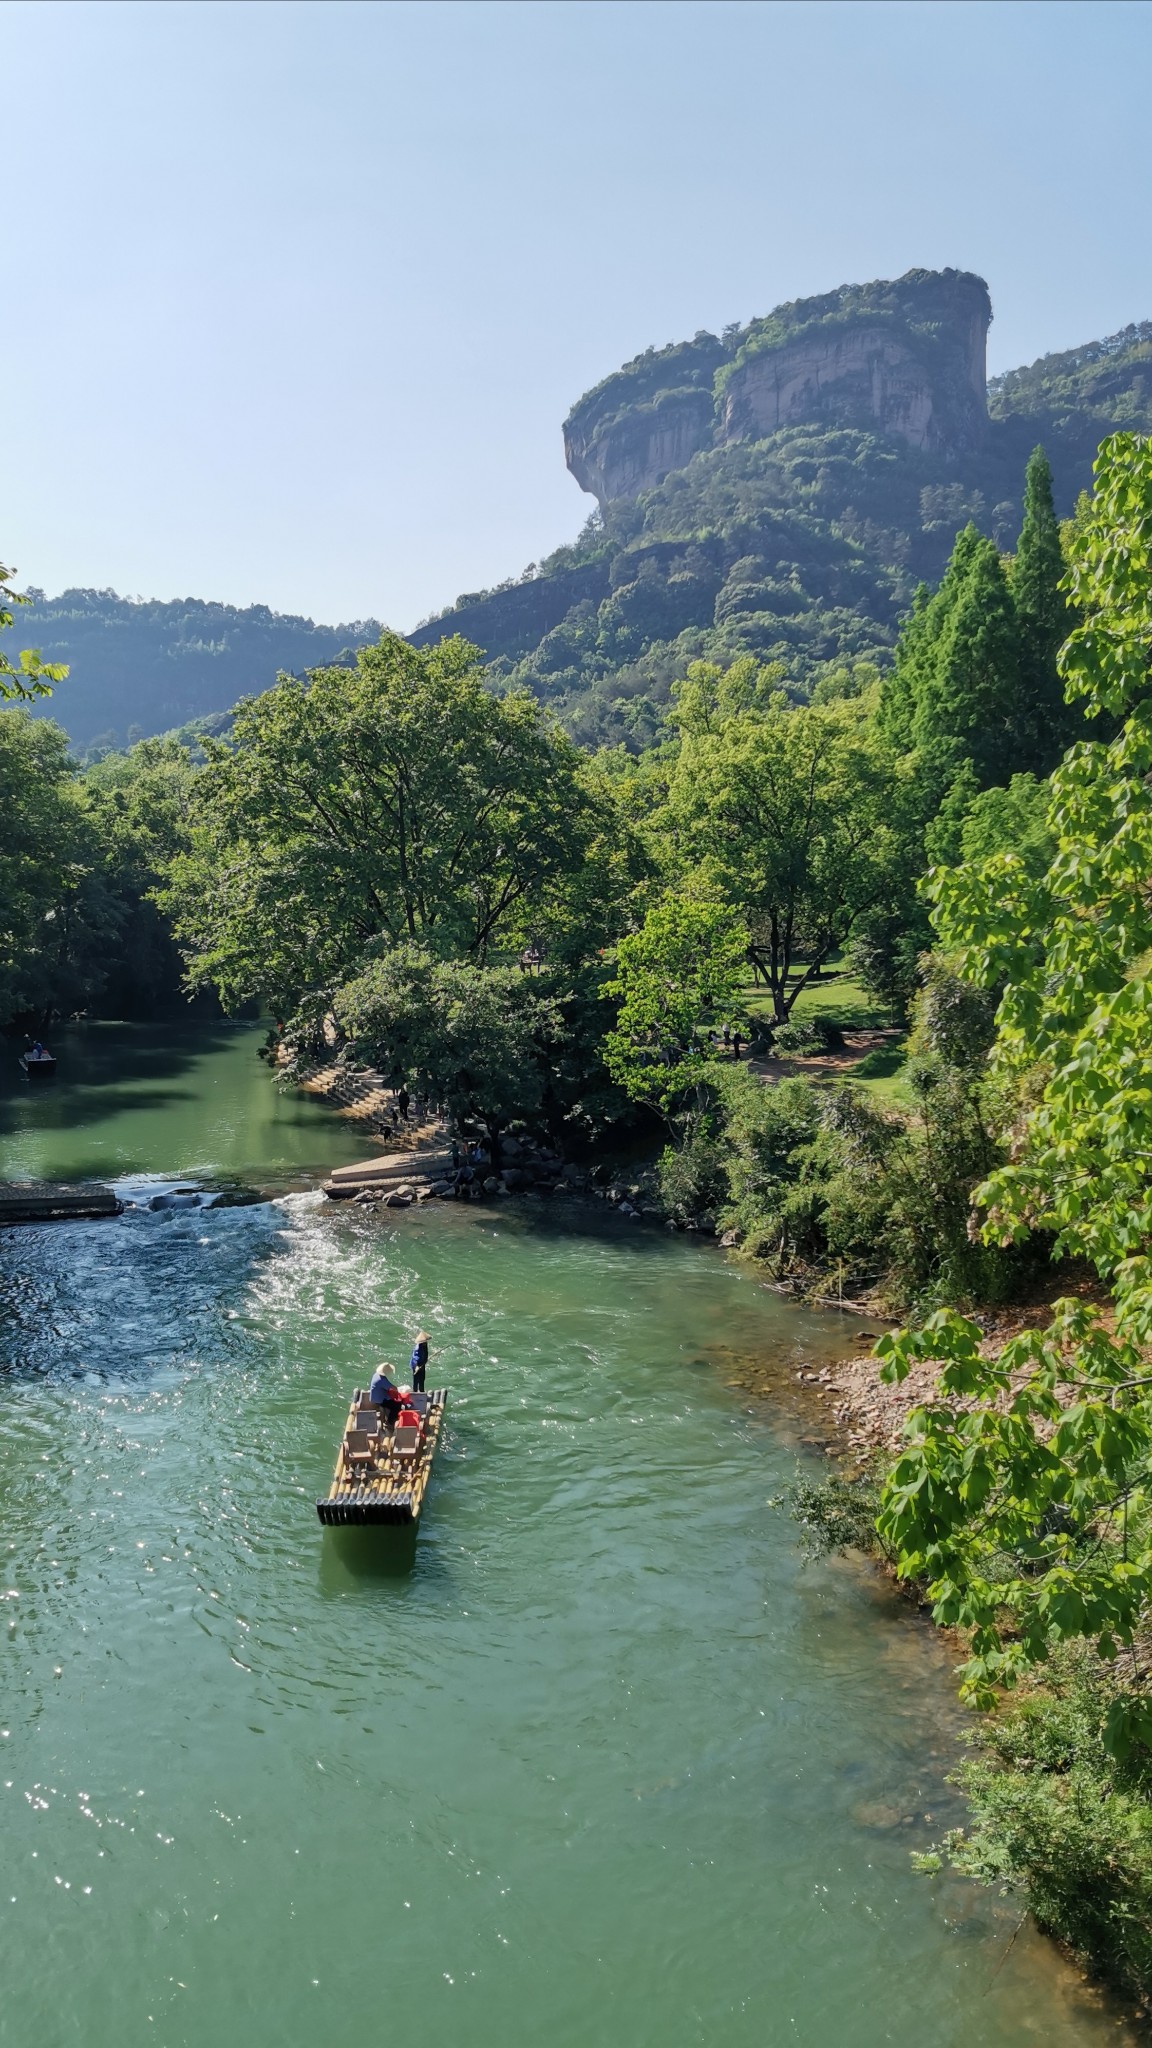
[849,1037,914,1107]
[741,962,915,1106]
[741,963,897,1034]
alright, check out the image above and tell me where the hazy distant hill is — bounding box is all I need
[17,589,383,751]
[19,273,1152,754]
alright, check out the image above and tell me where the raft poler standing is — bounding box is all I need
[409,1330,430,1393]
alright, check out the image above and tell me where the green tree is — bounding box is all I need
[83,738,201,1014]
[0,562,67,701]
[664,690,909,1022]
[956,770,1056,873]
[603,896,747,1114]
[881,497,1077,790]
[0,711,106,1023]
[878,529,984,751]
[334,948,560,1158]
[875,435,1152,1742]
[914,530,1023,785]
[1011,445,1077,767]
[165,633,627,1012]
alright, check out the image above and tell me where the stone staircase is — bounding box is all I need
[295,1060,442,1146]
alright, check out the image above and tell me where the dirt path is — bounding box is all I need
[748,1026,904,1086]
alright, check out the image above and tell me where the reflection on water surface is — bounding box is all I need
[0,1018,377,1187]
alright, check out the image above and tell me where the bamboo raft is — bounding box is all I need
[316,1388,447,1527]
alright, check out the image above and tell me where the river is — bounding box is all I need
[0,1024,1130,2046]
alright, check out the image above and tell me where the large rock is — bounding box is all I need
[563,268,991,506]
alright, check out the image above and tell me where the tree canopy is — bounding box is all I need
[663,675,910,1019]
[603,896,747,1114]
[335,948,561,1154]
[876,434,1152,1749]
[165,633,632,1013]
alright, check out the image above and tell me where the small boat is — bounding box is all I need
[19,1049,57,1080]
[316,1387,446,1527]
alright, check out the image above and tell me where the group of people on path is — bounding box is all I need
[710,1025,745,1059]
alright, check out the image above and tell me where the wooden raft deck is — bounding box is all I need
[316,1389,447,1527]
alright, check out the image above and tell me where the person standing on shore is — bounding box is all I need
[409,1331,429,1392]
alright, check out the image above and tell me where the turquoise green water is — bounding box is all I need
[0,1020,376,1187]
[0,1028,1129,2045]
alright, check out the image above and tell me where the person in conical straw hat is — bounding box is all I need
[409,1330,430,1392]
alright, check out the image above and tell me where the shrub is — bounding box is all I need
[785,1468,884,1561]
[932,1648,1152,2006]
[771,1015,844,1054]
[656,1119,727,1223]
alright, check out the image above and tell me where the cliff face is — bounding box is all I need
[36,275,1151,762]
[565,269,991,507]
[564,388,715,507]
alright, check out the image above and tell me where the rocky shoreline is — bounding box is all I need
[799,1295,1106,1469]
[325,1133,663,1219]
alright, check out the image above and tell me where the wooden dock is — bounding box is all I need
[317,1389,447,1526]
[0,1182,122,1224]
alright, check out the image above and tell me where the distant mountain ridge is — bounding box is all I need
[16,588,382,751]
[17,272,1152,753]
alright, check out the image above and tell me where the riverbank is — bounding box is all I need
[802,1281,1108,1465]
[775,1280,1152,2023]
[287,1052,1100,1471]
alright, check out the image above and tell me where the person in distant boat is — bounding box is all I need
[409,1331,429,1392]
[368,1362,402,1423]
[30,1041,47,1060]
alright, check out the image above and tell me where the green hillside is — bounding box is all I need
[16,276,1152,754]
[411,279,1152,746]
[15,589,382,752]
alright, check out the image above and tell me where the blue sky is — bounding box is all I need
[5,0,1150,628]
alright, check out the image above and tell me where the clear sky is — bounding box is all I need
[5,0,1151,629]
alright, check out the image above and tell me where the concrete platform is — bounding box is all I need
[323,1147,456,1200]
[0,1182,122,1224]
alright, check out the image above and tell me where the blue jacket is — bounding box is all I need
[368,1366,397,1406]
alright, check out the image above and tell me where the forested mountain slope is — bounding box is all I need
[18,272,1152,753]
[413,274,1152,746]
[16,590,382,751]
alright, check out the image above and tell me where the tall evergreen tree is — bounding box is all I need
[879,527,985,747]
[1010,444,1076,767]
[910,529,1023,787]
